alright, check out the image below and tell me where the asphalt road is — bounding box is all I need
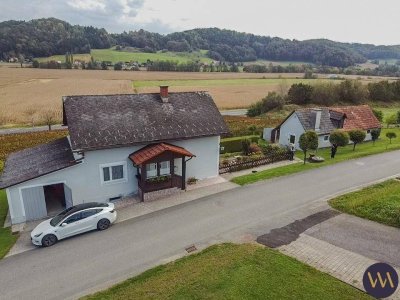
[0,125,65,135]
[1,150,400,300]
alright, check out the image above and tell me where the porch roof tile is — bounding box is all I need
[129,143,195,166]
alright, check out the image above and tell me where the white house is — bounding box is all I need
[270,105,381,150]
[0,87,229,224]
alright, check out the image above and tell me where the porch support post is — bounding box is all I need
[181,156,186,190]
[170,158,174,188]
[140,164,146,202]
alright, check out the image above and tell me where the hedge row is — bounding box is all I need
[220,135,259,154]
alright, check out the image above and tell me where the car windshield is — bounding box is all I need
[50,207,74,226]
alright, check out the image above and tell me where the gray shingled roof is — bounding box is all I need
[0,138,79,189]
[63,92,229,151]
[295,108,343,134]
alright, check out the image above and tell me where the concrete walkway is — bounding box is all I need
[116,177,237,223]
[278,214,400,299]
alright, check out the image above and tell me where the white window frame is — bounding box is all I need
[159,161,171,176]
[324,135,329,141]
[146,163,157,179]
[100,162,128,185]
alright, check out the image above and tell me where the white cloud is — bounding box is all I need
[67,0,106,12]
[0,0,399,44]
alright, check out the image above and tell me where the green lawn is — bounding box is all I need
[329,180,400,227]
[232,128,400,185]
[0,190,17,259]
[37,48,213,64]
[373,106,400,123]
[83,243,371,300]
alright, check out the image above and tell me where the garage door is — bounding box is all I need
[21,186,47,221]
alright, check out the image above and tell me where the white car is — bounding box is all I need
[31,202,117,247]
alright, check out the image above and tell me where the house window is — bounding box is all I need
[146,163,157,178]
[367,130,371,134]
[324,135,329,141]
[100,162,127,184]
[289,134,296,144]
[160,161,170,175]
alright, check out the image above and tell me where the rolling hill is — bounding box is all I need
[1,18,400,67]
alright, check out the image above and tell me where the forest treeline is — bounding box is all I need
[2,18,400,68]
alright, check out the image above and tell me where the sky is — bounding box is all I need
[0,0,399,45]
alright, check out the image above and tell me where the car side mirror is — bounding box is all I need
[60,223,67,227]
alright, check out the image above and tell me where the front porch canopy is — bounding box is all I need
[129,143,195,201]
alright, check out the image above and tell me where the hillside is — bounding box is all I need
[1,18,400,67]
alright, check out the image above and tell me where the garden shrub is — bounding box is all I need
[220,136,259,154]
[248,143,262,154]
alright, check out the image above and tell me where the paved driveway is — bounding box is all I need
[2,150,400,300]
[306,213,400,267]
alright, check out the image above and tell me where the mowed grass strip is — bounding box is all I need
[0,190,18,259]
[232,128,400,185]
[329,180,400,227]
[83,243,371,300]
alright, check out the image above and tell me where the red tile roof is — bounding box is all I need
[330,105,381,131]
[129,143,195,165]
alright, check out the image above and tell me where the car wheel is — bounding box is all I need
[41,234,57,247]
[97,218,111,231]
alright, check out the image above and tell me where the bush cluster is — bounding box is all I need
[247,92,285,117]
[220,136,259,154]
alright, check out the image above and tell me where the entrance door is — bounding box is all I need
[64,184,73,209]
[21,186,47,221]
[289,134,296,144]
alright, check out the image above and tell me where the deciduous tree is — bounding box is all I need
[348,130,366,151]
[299,131,318,164]
[329,130,349,156]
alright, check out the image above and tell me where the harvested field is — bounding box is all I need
[135,78,320,109]
[0,66,397,127]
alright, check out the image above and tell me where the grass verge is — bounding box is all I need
[83,243,371,300]
[232,128,400,185]
[329,179,400,227]
[0,190,18,259]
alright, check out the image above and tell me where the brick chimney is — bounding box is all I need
[160,85,169,103]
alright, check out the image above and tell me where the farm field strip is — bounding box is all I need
[36,48,213,64]
[132,78,323,88]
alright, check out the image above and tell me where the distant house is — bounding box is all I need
[270,105,381,149]
[0,87,229,224]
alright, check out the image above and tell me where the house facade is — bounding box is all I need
[271,105,381,149]
[0,87,229,224]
